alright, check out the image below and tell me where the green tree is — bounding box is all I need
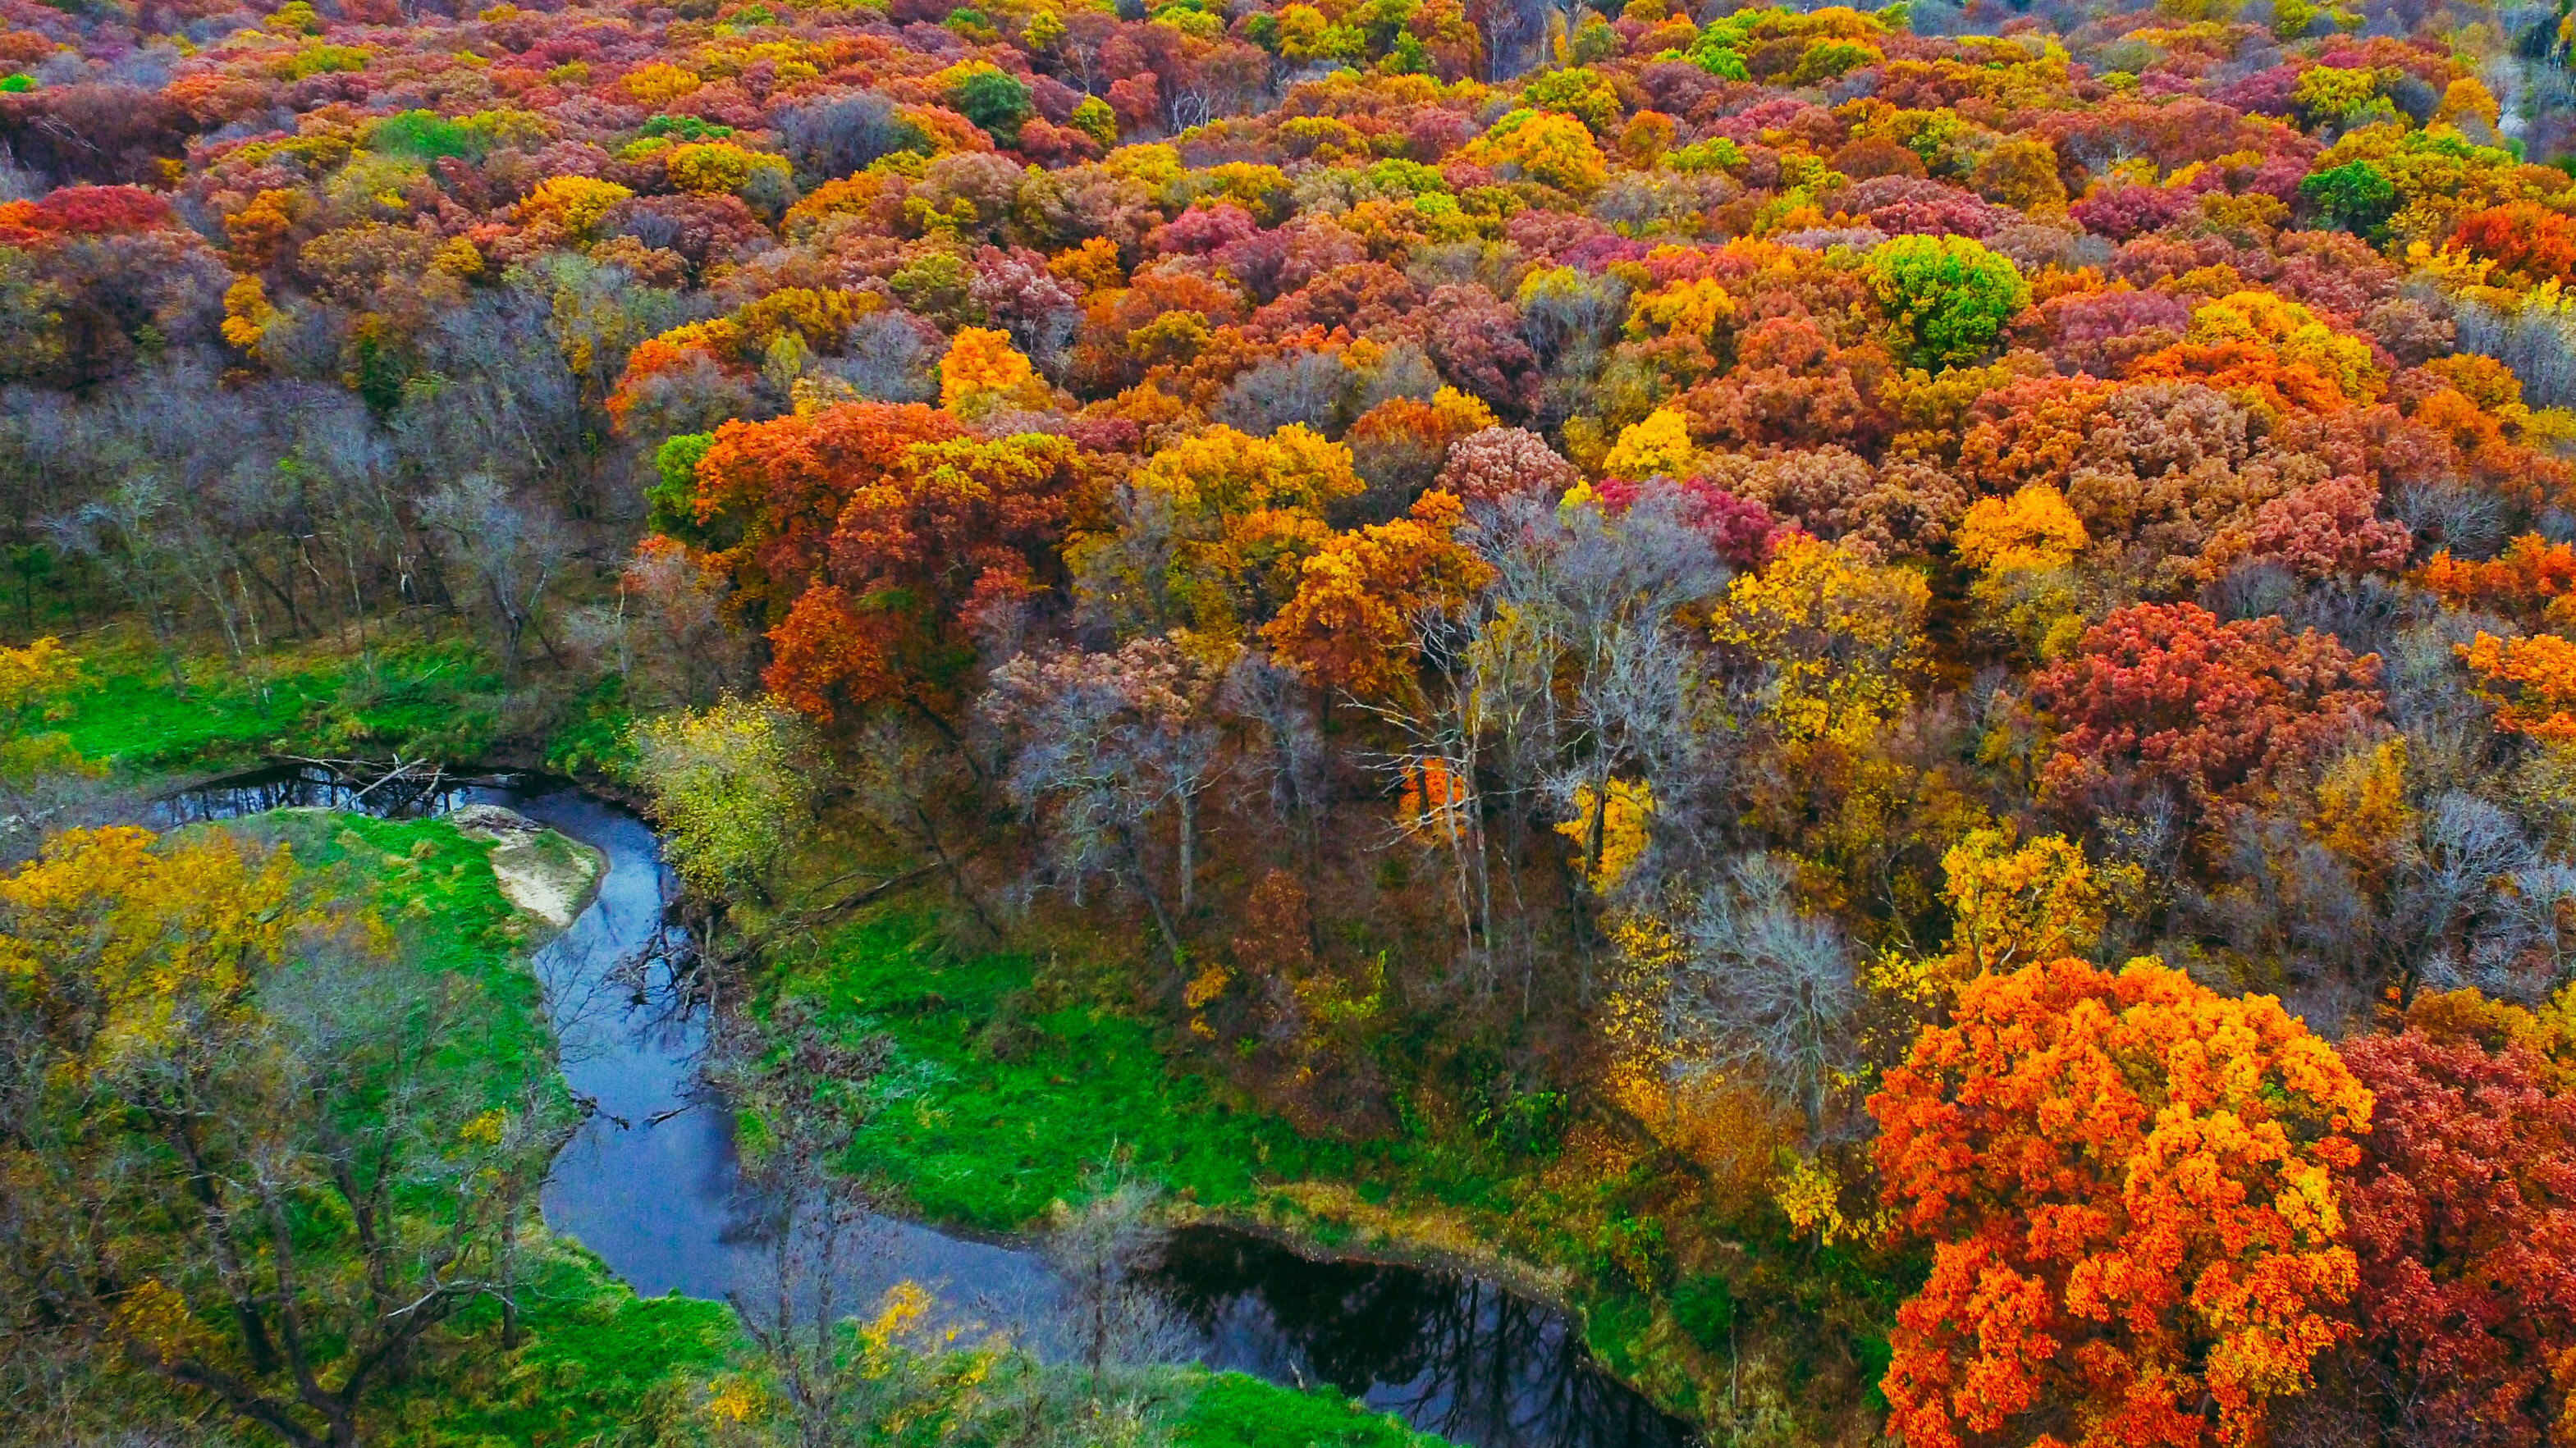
[2300,159,2398,235]
[1864,235,2031,371]
[948,66,1032,142]
[630,695,817,901]
[647,431,718,543]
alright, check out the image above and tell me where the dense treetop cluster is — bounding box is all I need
[24,0,2576,1441]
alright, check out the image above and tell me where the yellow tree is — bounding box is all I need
[938,326,1054,419]
[1882,827,2107,1002]
[0,635,85,788]
[1710,533,1929,746]
[1954,483,2087,660]
[630,695,817,902]
[1069,423,1365,649]
[0,825,557,1448]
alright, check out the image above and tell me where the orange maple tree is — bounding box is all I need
[1261,490,1495,701]
[684,401,964,622]
[1869,957,2372,1448]
[2459,629,2576,742]
[672,402,1080,726]
[2415,533,2576,621]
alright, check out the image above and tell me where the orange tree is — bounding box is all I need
[669,402,1082,729]
[1262,489,1494,701]
[1869,957,2372,1448]
[679,401,964,622]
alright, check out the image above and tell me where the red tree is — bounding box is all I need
[676,404,1078,726]
[2336,999,2576,1448]
[2030,602,2383,818]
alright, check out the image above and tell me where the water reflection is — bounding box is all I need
[1157,1228,1695,1448]
[151,761,487,824]
[167,770,1699,1448]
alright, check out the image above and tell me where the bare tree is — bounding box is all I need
[1216,652,1329,866]
[1043,1166,1184,1404]
[418,473,565,686]
[979,639,1219,969]
[46,474,187,688]
[716,1012,912,1448]
[1671,855,1858,1135]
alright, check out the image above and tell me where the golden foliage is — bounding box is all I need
[1710,533,1929,745]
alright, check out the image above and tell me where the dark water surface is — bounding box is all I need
[171,767,1695,1448]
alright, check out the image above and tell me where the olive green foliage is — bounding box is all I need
[1863,235,2030,370]
[650,431,718,542]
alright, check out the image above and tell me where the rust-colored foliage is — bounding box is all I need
[2336,998,2576,1448]
[1869,957,2372,1448]
[2032,602,2384,818]
[683,403,1078,724]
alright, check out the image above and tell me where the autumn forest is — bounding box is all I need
[5,0,2576,1442]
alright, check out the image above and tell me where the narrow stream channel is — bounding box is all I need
[166,767,1697,1448]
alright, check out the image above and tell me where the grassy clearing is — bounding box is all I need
[57,631,505,772]
[775,912,1626,1253]
[776,915,1349,1230]
[382,1258,739,1448]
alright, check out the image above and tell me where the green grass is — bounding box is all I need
[53,633,502,772]
[387,1257,737,1448]
[778,916,1351,1230]
[1178,1373,1446,1448]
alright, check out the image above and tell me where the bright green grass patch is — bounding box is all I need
[785,915,1586,1238]
[1178,1372,1447,1448]
[781,915,1353,1231]
[385,1255,738,1448]
[56,634,501,772]
[229,809,552,1101]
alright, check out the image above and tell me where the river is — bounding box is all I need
[164,767,1696,1448]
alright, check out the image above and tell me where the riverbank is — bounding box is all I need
[772,909,1903,1444]
[75,776,1462,1448]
